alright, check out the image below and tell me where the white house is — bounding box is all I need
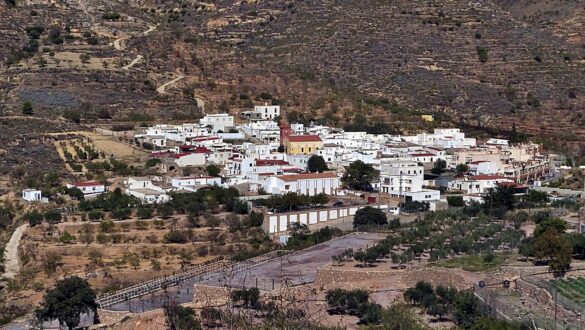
[66,182,106,197]
[486,138,509,147]
[22,189,42,202]
[378,160,440,202]
[468,160,499,175]
[170,176,221,192]
[254,104,280,120]
[263,172,341,196]
[448,175,514,195]
[124,177,171,204]
[199,114,234,133]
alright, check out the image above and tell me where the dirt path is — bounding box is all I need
[3,224,29,279]
[123,55,144,70]
[113,36,129,51]
[156,75,185,94]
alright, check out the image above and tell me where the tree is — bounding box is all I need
[87,210,104,221]
[358,302,383,325]
[137,207,154,219]
[80,232,94,246]
[380,304,425,330]
[25,210,44,227]
[205,213,220,230]
[244,211,263,227]
[157,204,174,219]
[342,160,379,191]
[44,210,62,224]
[36,276,98,330]
[354,206,387,228]
[206,164,221,177]
[482,185,516,210]
[164,230,188,244]
[79,53,91,64]
[59,231,76,244]
[455,163,469,176]
[22,100,33,115]
[447,196,465,207]
[201,307,223,328]
[43,252,62,276]
[533,229,572,277]
[453,291,485,328]
[99,220,115,233]
[307,155,329,173]
[431,159,447,175]
[533,217,567,238]
[164,302,202,330]
[476,46,489,63]
[63,109,81,123]
[231,288,261,309]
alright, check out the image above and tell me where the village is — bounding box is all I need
[6,103,585,330]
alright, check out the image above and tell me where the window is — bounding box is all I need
[285,185,290,190]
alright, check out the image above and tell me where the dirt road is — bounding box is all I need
[123,55,144,70]
[156,75,185,94]
[3,224,28,279]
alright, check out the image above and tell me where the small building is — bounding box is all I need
[22,189,42,202]
[448,175,514,195]
[199,114,234,133]
[285,135,323,155]
[253,103,280,120]
[421,114,434,122]
[171,176,221,190]
[124,177,171,204]
[263,172,340,196]
[66,181,106,197]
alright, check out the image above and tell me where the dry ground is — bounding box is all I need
[9,214,252,309]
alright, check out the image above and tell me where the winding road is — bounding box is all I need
[122,55,144,70]
[156,75,185,94]
[2,224,28,279]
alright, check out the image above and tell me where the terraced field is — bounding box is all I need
[550,277,585,308]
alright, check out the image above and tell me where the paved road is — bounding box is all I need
[3,224,28,279]
[106,232,384,312]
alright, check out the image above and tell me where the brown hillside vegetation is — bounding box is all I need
[1,0,585,154]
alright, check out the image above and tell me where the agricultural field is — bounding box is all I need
[550,277,585,308]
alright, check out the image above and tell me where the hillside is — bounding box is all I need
[1,0,585,154]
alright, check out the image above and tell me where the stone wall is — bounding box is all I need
[192,285,231,308]
[315,266,474,290]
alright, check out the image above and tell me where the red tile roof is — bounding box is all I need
[411,153,435,157]
[73,181,103,187]
[255,159,289,166]
[276,172,339,182]
[469,160,489,164]
[286,135,322,143]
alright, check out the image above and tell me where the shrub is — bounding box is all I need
[476,46,488,63]
[164,230,188,244]
[101,12,121,20]
[447,196,465,207]
[88,210,104,221]
[44,210,62,224]
[59,231,76,244]
[353,206,387,228]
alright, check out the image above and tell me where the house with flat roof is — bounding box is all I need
[263,172,340,196]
